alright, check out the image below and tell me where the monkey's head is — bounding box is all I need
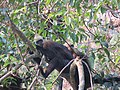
[34,34,44,47]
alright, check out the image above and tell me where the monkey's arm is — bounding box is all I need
[28,49,42,64]
[39,57,58,78]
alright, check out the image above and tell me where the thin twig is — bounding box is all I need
[0,63,23,82]
[52,59,74,85]
[14,34,24,62]
[50,0,59,12]
[0,66,7,73]
[83,20,95,37]
[26,0,39,6]
[27,66,40,90]
[82,60,93,90]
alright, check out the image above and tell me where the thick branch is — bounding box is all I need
[70,57,85,90]
[9,20,36,52]
[75,57,85,90]
[70,60,77,90]
[0,63,23,82]
[0,13,41,82]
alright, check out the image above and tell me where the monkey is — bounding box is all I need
[33,35,73,78]
[31,35,91,90]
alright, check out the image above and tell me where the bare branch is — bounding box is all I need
[70,59,78,90]
[52,59,74,85]
[75,57,85,90]
[9,20,36,52]
[28,65,40,90]
[82,60,93,90]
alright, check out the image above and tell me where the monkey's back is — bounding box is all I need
[43,40,73,60]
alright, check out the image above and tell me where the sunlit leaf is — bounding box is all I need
[56,9,65,16]
[14,6,27,14]
[46,0,51,5]
[14,18,19,25]
[110,35,118,45]
[4,60,10,67]
[95,2,103,13]
[64,16,71,25]
[115,56,120,65]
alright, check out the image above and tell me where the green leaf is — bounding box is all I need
[70,0,75,6]
[84,0,88,2]
[88,52,95,69]
[46,0,51,5]
[101,42,108,48]
[91,52,95,59]
[101,7,107,14]
[70,33,76,42]
[79,34,82,42]
[110,35,118,45]
[115,56,120,65]
[97,53,104,59]
[14,6,27,14]
[117,0,120,8]
[4,60,10,67]
[87,10,93,23]
[64,16,71,25]
[14,18,19,25]
[95,2,103,13]
[103,47,110,58]
[0,42,3,47]
[42,30,47,38]
[56,9,65,16]
[79,28,85,33]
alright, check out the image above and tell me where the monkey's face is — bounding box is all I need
[34,34,44,47]
[35,39,43,47]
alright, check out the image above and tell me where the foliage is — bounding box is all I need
[0,0,120,89]
[1,76,17,88]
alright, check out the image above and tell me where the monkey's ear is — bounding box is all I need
[34,34,43,42]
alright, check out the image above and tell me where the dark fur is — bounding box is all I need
[36,40,73,78]
[34,40,91,90]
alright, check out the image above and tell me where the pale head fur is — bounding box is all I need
[34,34,43,42]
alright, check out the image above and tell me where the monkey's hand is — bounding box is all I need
[38,66,47,78]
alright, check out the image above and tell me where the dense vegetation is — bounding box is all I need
[0,0,120,90]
